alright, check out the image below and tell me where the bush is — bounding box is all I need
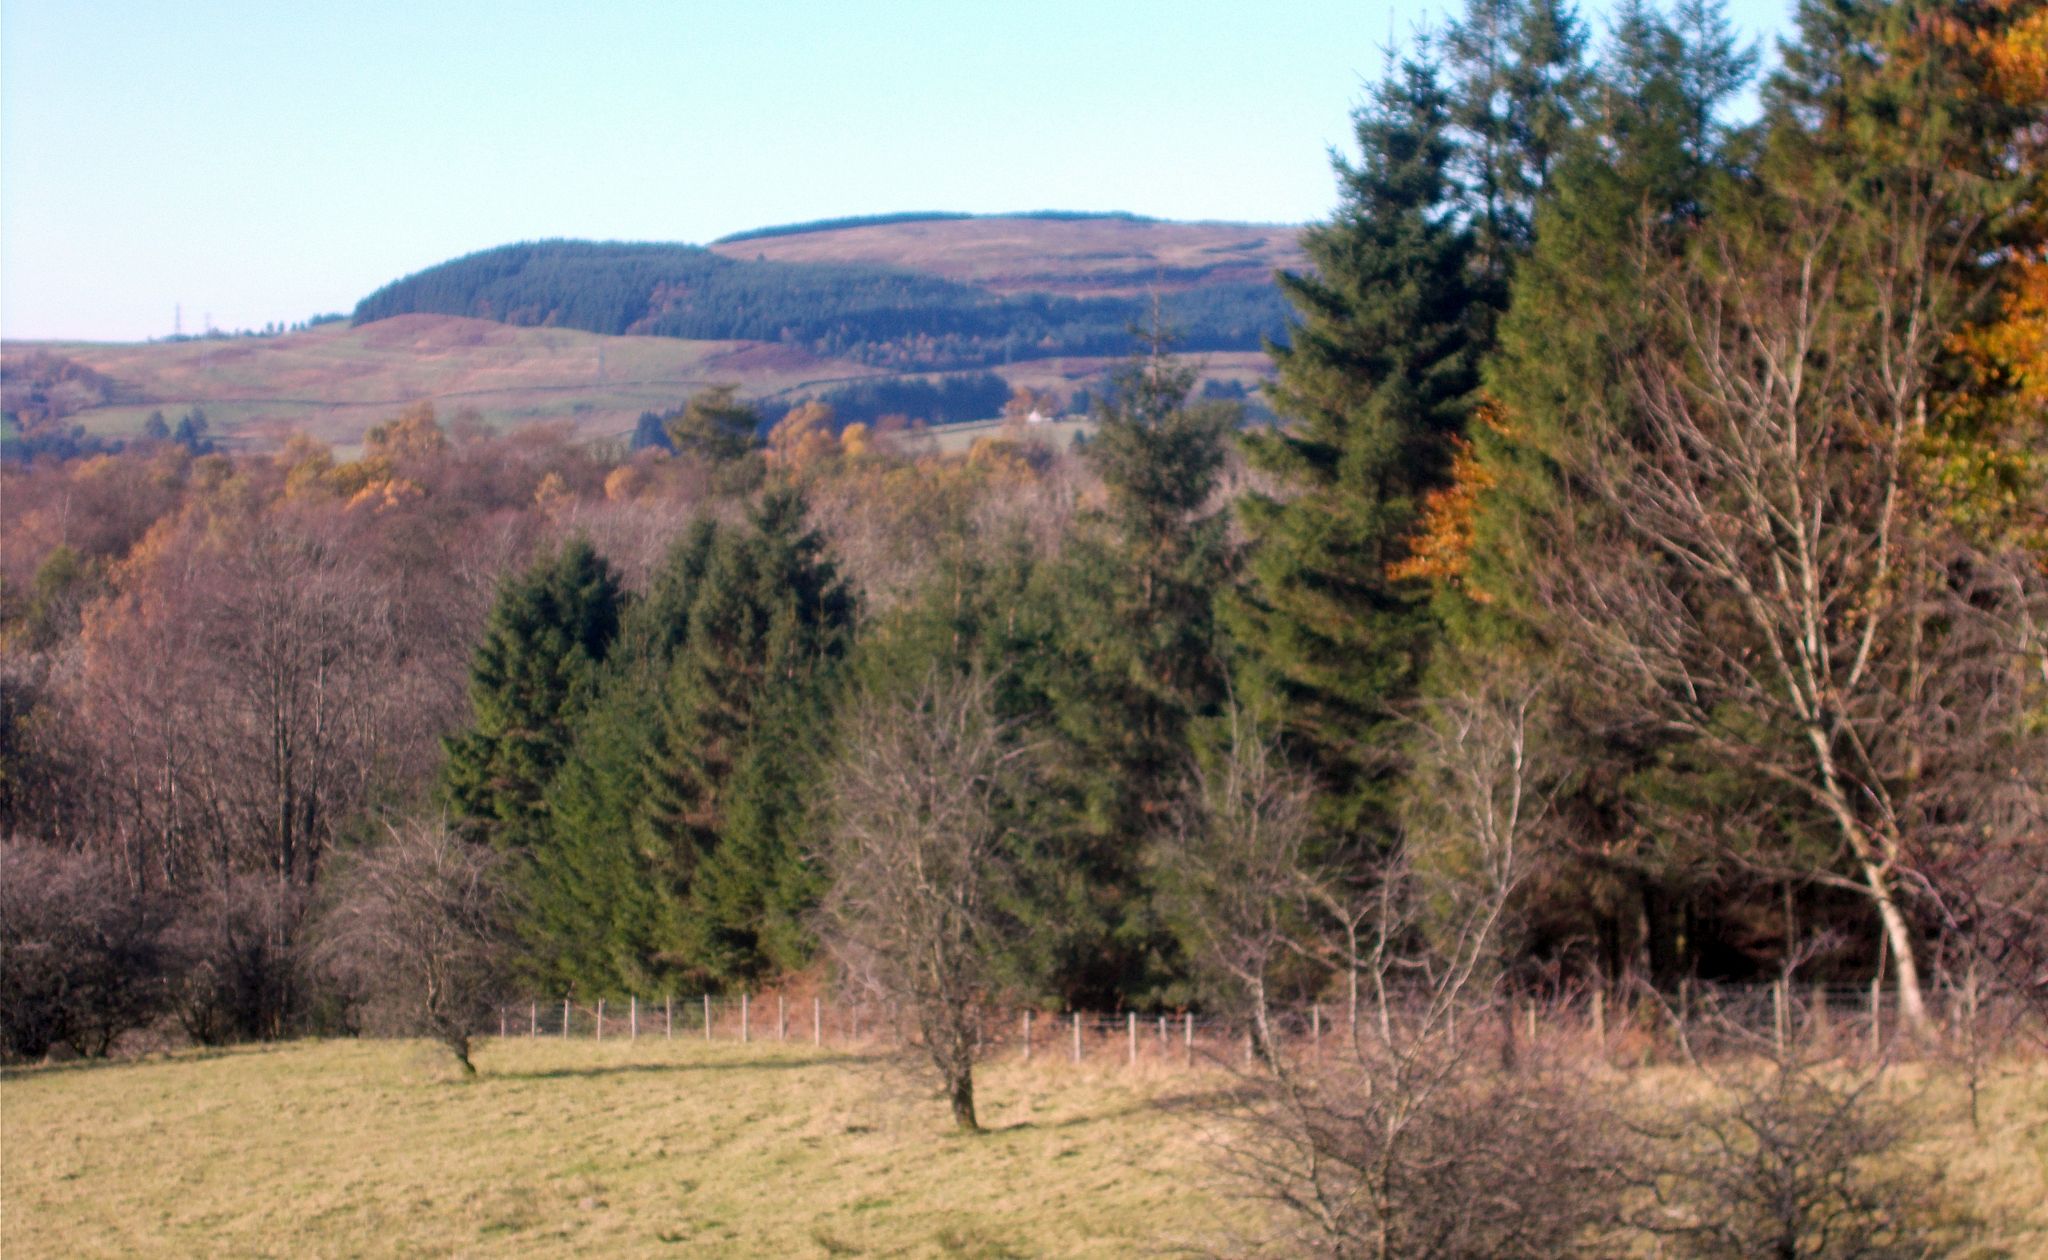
[1630,1045,1948,1259]
[162,875,312,1045]
[0,840,169,1060]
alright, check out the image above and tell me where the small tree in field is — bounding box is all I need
[319,819,514,1075]
[817,672,1032,1131]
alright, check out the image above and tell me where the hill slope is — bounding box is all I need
[353,214,1304,372]
[9,317,876,448]
[4,214,1299,451]
[710,212,1305,297]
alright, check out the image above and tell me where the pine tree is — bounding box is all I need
[1225,55,1479,848]
[443,539,622,853]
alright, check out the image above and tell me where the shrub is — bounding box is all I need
[0,840,168,1060]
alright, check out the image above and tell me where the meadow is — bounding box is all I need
[4,1036,2045,1259]
[1,1038,1241,1258]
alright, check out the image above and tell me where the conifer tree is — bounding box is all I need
[443,540,621,852]
[519,522,721,994]
[641,487,855,982]
[1226,55,1479,848]
[1443,0,1592,304]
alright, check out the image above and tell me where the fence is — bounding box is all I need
[492,979,2043,1070]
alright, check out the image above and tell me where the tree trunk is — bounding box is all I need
[947,1068,978,1131]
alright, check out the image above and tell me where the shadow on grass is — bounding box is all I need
[492,1053,870,1082]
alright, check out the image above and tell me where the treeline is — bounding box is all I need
[771,371,1016,430]
[348,237,1291,370]
[3,0,2043,1071]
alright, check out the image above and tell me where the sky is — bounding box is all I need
[2,0,1793,343]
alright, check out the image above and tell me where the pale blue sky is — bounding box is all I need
[2,1,1791,342]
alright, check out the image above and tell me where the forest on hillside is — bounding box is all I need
[3,0,2043,1155]
[349,236,1293,371]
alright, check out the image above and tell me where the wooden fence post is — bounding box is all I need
[814,997,822,1047]
[1184,1012,1193,1066]
[741,993,750,1044]
[1811,983,1830,1043]
[631,996,638,1041]
[778,995,787,1042]
[1869,975,1883,1057]
[530,1000,537,1038]
[499,1008,506,1039]
[1591,989,1605,1044]
[1072,1012,1081,1064]
[1128,1012,1137,1066]
[704,994,712,1042]
[562,998,570,1039]
[1312,1004,1321,1056]
[1772,980,1787,1054]
[1023,1010,1032,1062]
[596,999,605,1041]
[1157,1013,1166,1052]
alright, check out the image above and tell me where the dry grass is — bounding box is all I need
[1,1037,1242,1258]
[23,317,876,448]
[4,1037,2042,1259]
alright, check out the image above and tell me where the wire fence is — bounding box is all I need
[492,979,2044,1069]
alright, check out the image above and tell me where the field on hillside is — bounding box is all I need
[4,1038,2046,1259]
[1,1039,1242,1259]
[17,318,880,449]
[709,216,1307,297]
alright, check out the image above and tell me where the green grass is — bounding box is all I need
[1,1038,1239,1258]
[4,1039,2043,1258]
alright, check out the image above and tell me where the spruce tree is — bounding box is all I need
[520,522,721,994]
[443,539,622,852]
[1444,0,1593,304]
[1225,55,1479,848]
[1035,337,1236,1005]
[640,487,855,982]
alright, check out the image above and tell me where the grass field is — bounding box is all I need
[1,1038,1241,1258]
[4,1038,2044,1258]
[18,317,881,449]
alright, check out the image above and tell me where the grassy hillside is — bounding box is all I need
[0,1039,1237,1258]
[709,213,1306,298]
[4,1038,2044,1259]
[11,317,878,448]
[4,214,1292,452]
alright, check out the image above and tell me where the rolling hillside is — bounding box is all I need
[2,213,1297,451]
[709,212,1305,297]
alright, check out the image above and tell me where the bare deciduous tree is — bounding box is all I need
[1154,711,1321,1060]
[816,672,1031,1131]
[1209,684,1626,1259]
[318,818,514,1075]
[1534,205,2048,1031]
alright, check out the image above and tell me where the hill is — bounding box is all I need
[709,211,1305,298]
[4,318,877,450]
[2,214,1296,452]
[353,215,1304,372]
